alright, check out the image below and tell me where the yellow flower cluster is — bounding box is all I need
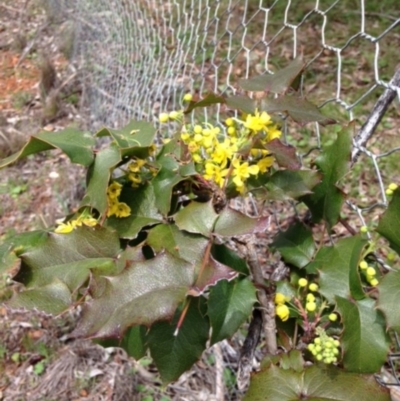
[179,109,280,193]
[107,181,131,218]
[359,260,379,286]
[55,211,98,234]
[275,292,291,322]
[307,327,340,364]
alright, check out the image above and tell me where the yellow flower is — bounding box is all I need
[225,118,234,127]
[211,139,237,167]
[114,202,131,218]
[55,222,74,234]
[274,293,287,305]
[183,93,193,102]
[257,157,274,173]
[231,158,260,189]
[107,199,119,217]
[128,158,146,173]
[128,173,142,187]
[298,278,308,287]
[276,304,290,322]
[266,125,282,142]
[204,162,229,188]
[193,125,203,134]
[181,132,191,142]
[188,141,199,154]
[82,217,98,227]
[159,113,169,123]
[107,182,122,199]
[244,109,271,132]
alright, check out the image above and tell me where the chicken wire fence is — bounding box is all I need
[43,0,400,397]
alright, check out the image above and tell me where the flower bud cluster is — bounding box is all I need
[307,328,340,364]
[359,260,379,286]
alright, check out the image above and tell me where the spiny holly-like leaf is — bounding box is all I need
[106,184,162,238]
[9,280,72,314]
[9,226,121,313]
[377,269,400,332]
[309,235,366,302]
[377,189,400,255]
[243,363,390,401]
[147,297,209,383]
[147,223,209,264]
[208,278,257,344]
[175,201,218,237]
[336,296,390,373]
[0,128,95,168]
[212,243,249,275]
[73,250,194,339]
[272,222,315,268]
[189,254,238,296]
[226,95,256,114]
[265,139,301,170]
[80,145,122,215]
[184,92,226,114]
[213,207,270,237]
[0,231,48,276]
[261,96,336,125]
[147,224,237,293]
[239,57,305,94]
[97,120,156,158]
[301,124,352,228]
[251,170,321,200]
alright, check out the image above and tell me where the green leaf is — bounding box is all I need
[239,57,305,94]
[377,269,400,331]
[190,254,238,296]
[211,243,249,275]
[225,95,256,114]
[147,224,237,294]
[243,363,390,401]
[310,236,366,302]
[152,155,185,216]
[213,207,270,237]
[73,249,194,338]
[261,96,336,126]
[265,139,301,170]
[106,184,162,238]
[174,201,218,237]
[80,145,121,215]
[301,124,352,228]
[0,231,48,276]
[0,128,95,168]
[377,189,400,255]
[147,297,209,383]
[97,120,156,158]
[208,278,257,344]
[147,223,209,264]
[184,92,226,114]
[8,226,120,313]
[272,223,315,268]
[9,281,72,314]
[336,296,390,373]
[250,170,321,200]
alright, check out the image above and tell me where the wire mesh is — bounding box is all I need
[43,0,400,397]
